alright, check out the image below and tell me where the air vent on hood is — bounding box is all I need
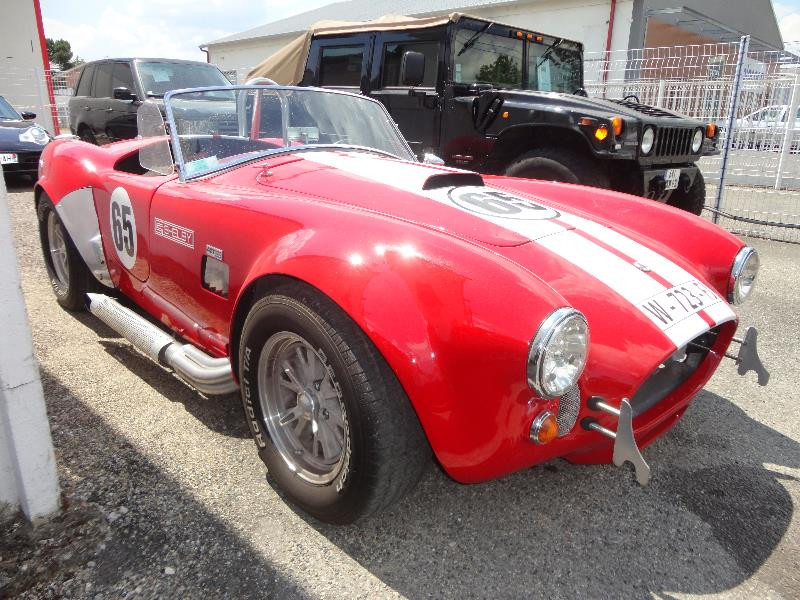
[422,172,484,190]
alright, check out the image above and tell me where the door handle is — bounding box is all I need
[105,108,113,112]
[83,106,90,110]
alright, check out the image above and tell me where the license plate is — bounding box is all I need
[665,168,680,190]
[639,280,721,330]
[0,153,18,165]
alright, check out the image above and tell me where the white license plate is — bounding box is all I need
[665,168,680,190]
[639,280,721,330]
[0,153,18,165]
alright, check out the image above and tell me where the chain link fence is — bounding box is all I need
[585,37,800,243]
[4,40,799,242]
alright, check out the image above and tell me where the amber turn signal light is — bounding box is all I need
[530,411,559,445]
[706,123,717,138]
[594,126,609,141]
[611,116,624,136]
[516,31,523,38]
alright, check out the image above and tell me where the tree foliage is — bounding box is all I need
[476,54,520,86]
[45,38,84,71]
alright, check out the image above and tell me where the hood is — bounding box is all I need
[222,150,735,353]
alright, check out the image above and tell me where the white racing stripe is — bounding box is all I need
[302,151,735,348]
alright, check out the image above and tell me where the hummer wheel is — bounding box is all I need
[505,148,609,188]
[667,170,705,216]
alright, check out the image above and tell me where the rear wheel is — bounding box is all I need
[238,282,430,524]
[667,170,705,216]
[37,195,94,310]
[505,147,609,188]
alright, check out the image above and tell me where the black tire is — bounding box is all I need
[37,195,95,310]
[505,147,610,188]
[78,126,97,145]
[667,170,705,216]
[238,282,430,524]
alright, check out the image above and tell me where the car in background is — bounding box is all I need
[68,58,231,145]
[0,95,51,180]
[732,104,800,151]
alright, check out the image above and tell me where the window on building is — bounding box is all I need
[381,41,439,87]
[319,46,364,87]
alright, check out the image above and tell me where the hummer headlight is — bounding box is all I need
[527,308,589,399]
[641,126,655,155]
[729,247,759,305]
[691,128,703,153]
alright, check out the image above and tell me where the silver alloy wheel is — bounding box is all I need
[258,331,348,485]
[47,211,70,288]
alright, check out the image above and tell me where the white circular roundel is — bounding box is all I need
[109,187,137,270]
[448,186,559,220]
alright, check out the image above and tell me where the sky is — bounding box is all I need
[41,0,800,62]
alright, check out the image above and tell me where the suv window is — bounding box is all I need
[135,61,231,97]
[92,62,113,98]
[381,41,439,87]
[111,62,135,92]
[319,46,364,86]
[76,64,95,96]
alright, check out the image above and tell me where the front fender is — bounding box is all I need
[234,220,568,482]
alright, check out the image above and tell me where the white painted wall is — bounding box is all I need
[0,0,56,133]
[207,0,633,80]
[0,175,60,523]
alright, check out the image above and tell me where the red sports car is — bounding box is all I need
[35,85,767,523]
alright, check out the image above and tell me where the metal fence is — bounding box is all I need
[585,37,800,243]
[3,39,799,242]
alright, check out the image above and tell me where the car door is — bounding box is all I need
[309,35,373,93]
[106,61,140,141]
[90,62,114,144]
[368,31,444,157]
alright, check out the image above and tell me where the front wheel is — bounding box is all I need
[667,170,705,216]
[504,147,610,188]
[37,195,95,310]
[238,282,430,524]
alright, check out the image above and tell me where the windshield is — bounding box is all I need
[136,62,230,97]
[453,24,582,92]
[164,86,415,179]
[0,96,22,120]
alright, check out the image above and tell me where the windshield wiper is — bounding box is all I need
[457,22,494,57]
[536,38,564,68]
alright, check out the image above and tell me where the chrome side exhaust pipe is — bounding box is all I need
[86,293,237,395]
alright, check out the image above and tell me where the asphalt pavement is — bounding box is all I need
[2,177,799,599]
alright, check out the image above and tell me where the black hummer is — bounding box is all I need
[290,14,718,214]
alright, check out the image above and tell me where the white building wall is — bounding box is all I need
[0,0,56,133]
[207,0,634,81]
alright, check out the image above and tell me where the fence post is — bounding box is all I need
[775,68,800,190]
[655,79,665,107]
[713,35,750,224]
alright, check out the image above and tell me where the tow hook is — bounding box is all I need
[581,397,651,486]
[726,326,770,386]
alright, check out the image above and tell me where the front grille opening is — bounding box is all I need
[654,127,693,157]
[629,327,720,417]
[557,384,580,436]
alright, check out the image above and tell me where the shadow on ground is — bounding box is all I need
[3,368,300,598]
[302,390,799,599]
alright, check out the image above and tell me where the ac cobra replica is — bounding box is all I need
[35,85,768,523]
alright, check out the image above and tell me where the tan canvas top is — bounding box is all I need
[247,13,463,85]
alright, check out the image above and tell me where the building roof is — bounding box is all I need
[203,0,514,46]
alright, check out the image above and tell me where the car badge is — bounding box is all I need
[633,261,651,272]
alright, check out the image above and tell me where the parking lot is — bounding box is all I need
[3,178,800,599]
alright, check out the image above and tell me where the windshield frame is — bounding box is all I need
[0,96,23,121]
[449,17,584,92]
[162,85,416,181]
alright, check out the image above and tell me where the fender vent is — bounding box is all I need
[557,385,580,436]
[422,172,484,190]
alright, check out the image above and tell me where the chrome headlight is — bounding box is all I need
[19,126,50,145]
[729,247,759,305]
[691,128,703,153]
[641,126,655,155]
[527,308,589,399]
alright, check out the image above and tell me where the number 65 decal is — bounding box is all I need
[109,187,137,269]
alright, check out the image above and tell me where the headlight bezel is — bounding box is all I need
[691,128,704,153]
[728,246,759,305]
[19,126,50,145]
[527,307,590,399]
[641,126,656,155]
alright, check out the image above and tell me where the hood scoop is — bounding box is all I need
[422,172,484,190]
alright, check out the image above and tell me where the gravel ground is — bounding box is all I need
[2,176,799,599]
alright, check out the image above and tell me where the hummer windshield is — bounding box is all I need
[453,22,582,93]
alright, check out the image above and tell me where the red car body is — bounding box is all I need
[36,134,745,483]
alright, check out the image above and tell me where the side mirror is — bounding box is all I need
[20,111,36,120]
[400,51,425,87]
[113,87,137,101]
[422,153,445,165]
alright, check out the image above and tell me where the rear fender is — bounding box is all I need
[231,223,568,478]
